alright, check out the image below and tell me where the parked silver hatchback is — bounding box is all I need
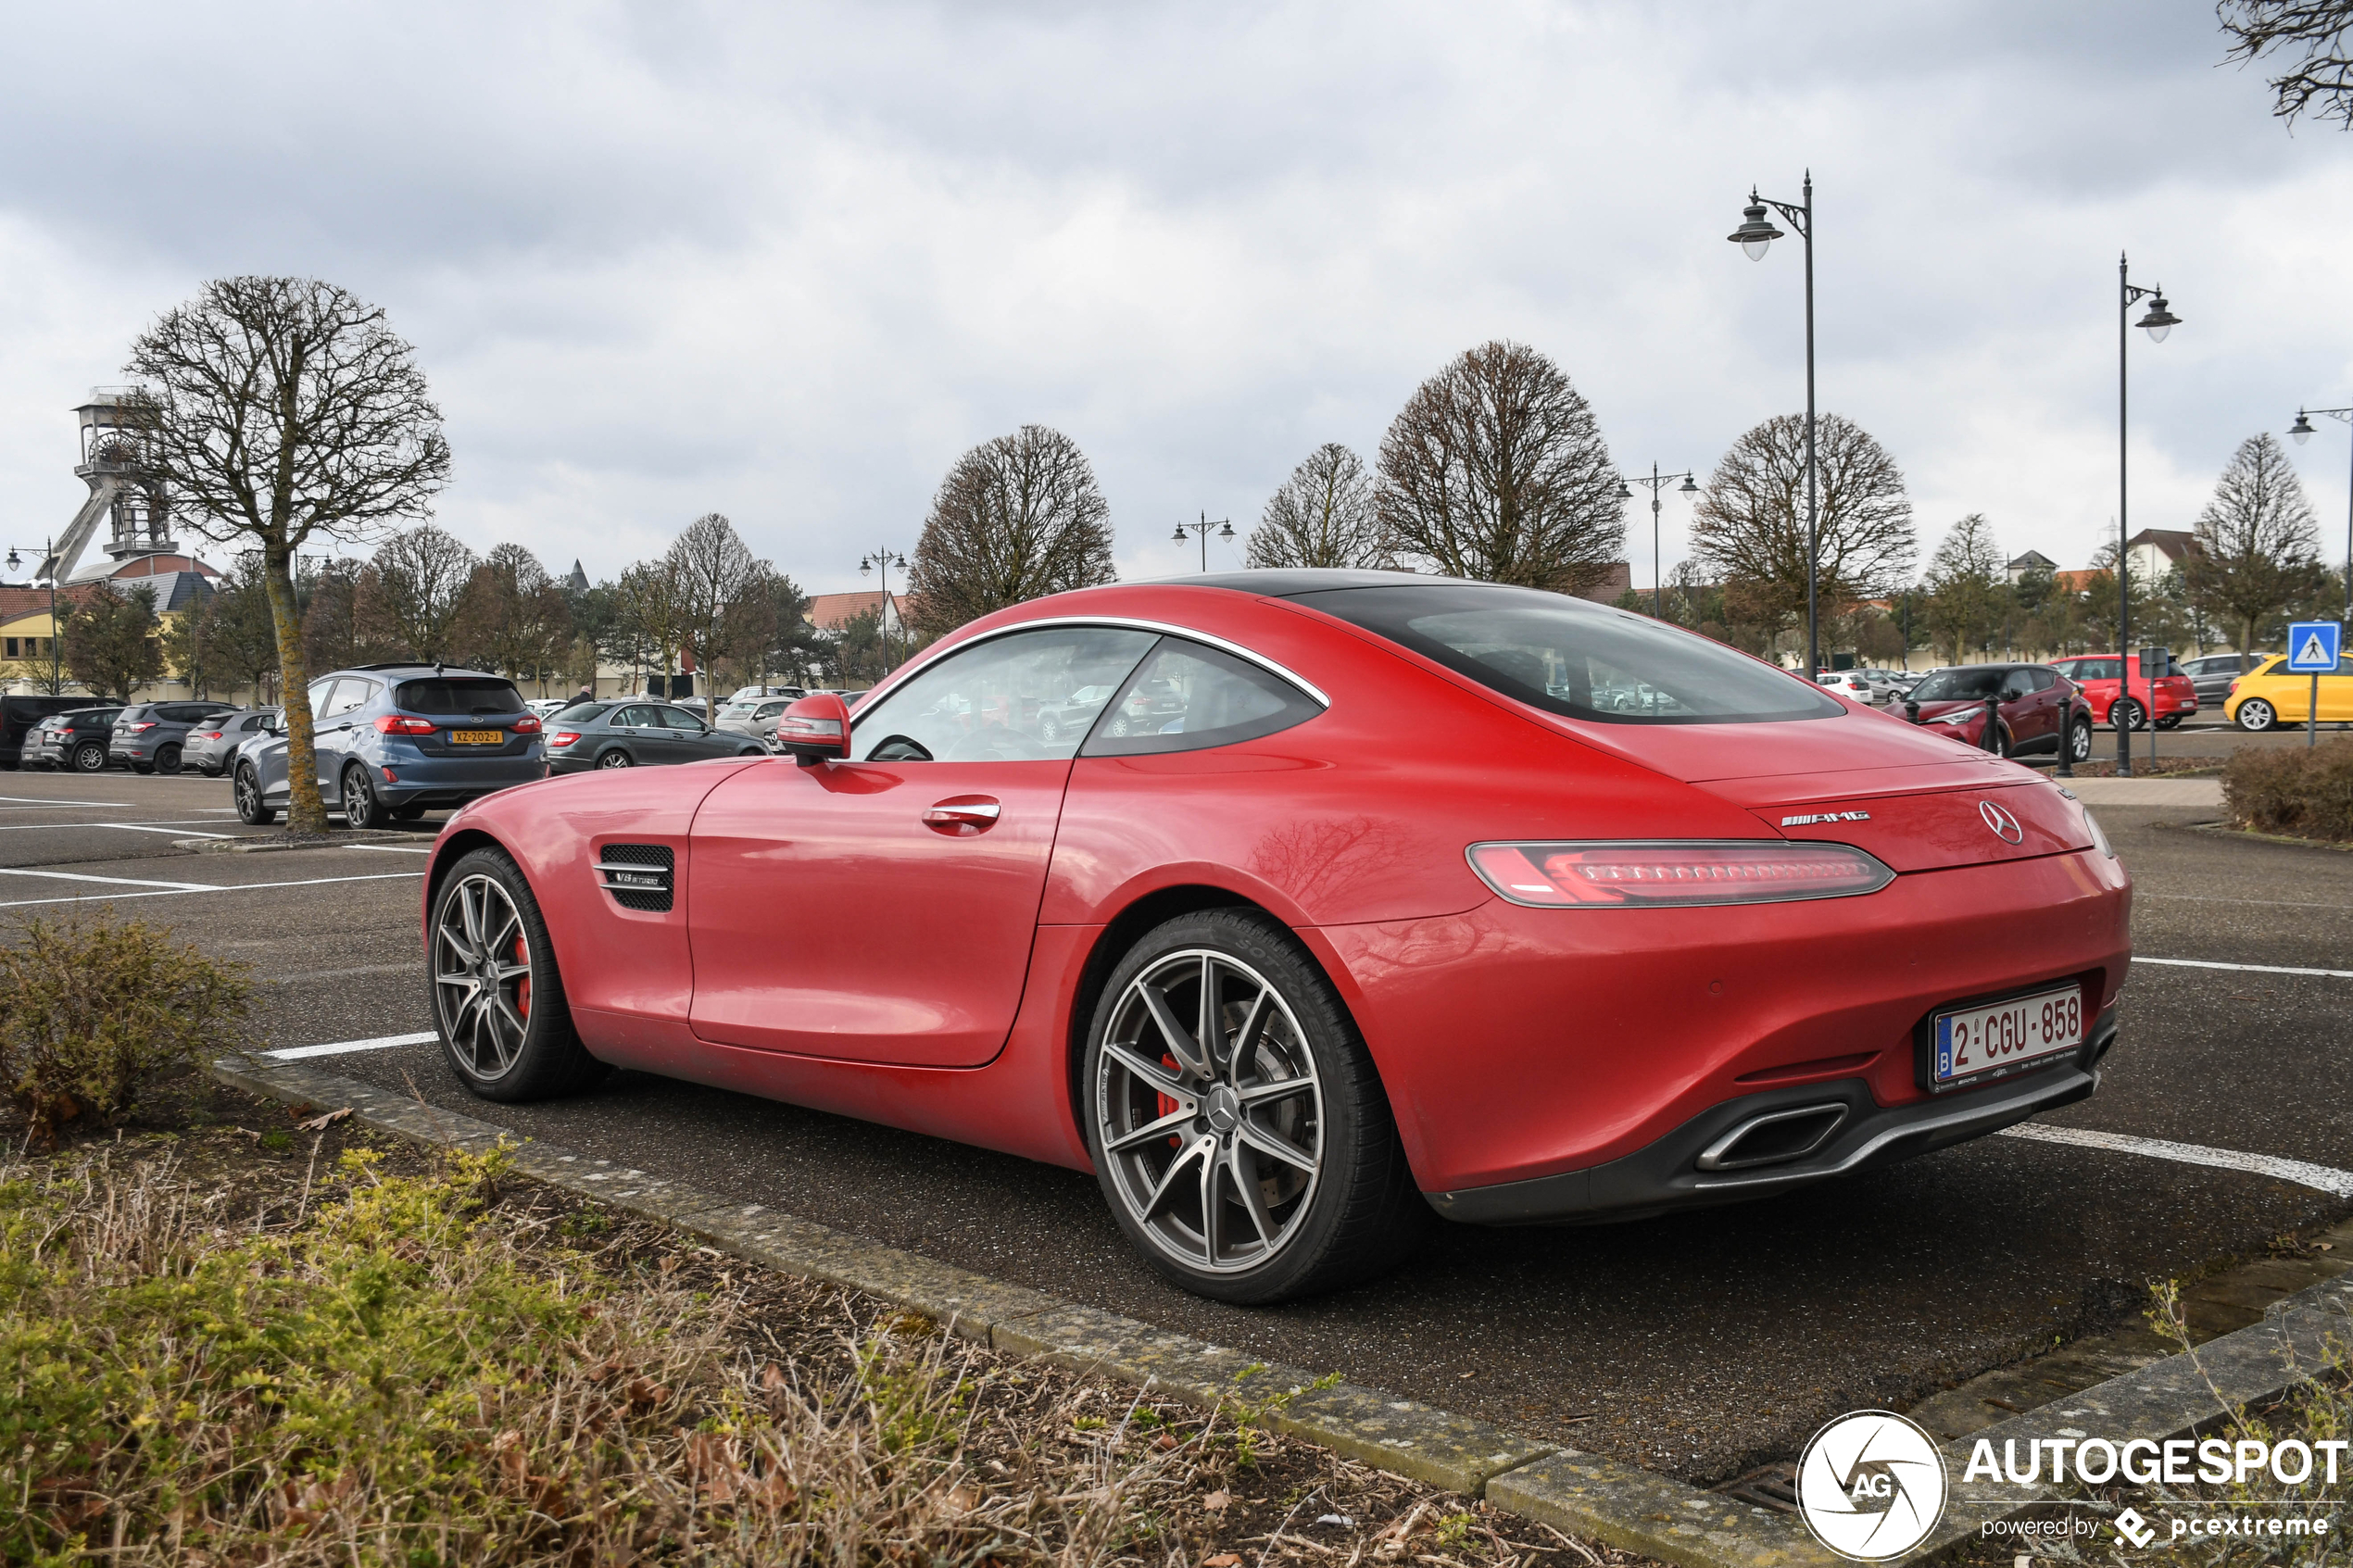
[182,707,280,777]
[713,694,799,744]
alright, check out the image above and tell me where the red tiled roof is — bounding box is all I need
[806,590,902,632]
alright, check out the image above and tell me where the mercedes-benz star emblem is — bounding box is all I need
[1978,799,2023,844]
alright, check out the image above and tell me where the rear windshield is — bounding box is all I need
[1291,583,1843,725]
[394,678,526,716]
[1908,668,2007,701]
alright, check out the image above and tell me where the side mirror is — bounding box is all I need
[773,693,852,766]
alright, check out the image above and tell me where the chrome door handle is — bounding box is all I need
[924,797,1002,835]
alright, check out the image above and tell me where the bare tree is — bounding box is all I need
[125,277,449,833]
[618,556,689,696]
[1248,444,1387,569]
[2188,432,2325,656]
[455,544,572,690]
[1688,413,1915,633]
[358,524,476,662]
[1919,514,2006,665]
[1375,340,1622,593]
[2221,0,2353,127]
[667,513,758,687]
[908,425,1116,639]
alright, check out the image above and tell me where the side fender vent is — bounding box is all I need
[597,843,675,912]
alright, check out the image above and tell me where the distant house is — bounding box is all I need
[1575,562,1632,605]
[2122,528,2198,583]
[805,591,909,639]
[2005,550,2057,583]
[2052,569,2099,595]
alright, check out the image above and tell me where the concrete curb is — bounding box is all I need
[210,1053,2353,1568]
[179,828,429,853]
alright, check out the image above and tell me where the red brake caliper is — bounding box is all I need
[1158,1055,1181,1147]
[514,935,531,1020]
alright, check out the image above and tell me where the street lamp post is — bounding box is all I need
[858,547,909,674]
[2286,405,2353,633]
[2115,255,2181,779]
[1616,466,1701,619]
[3,540,62,696]
[1728,173,1819,678]
[1173,513,1235,572]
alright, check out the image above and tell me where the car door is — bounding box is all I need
[602,704,659,762]
[2324,656,2353,721]
[308,679,360,795]
[659,704,733,759]
[686,624,1158,1067]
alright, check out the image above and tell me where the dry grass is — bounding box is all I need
[2224,737,2353,842]
[0,1112,1655,1568]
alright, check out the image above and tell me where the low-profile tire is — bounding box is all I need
[72,742,106,772]
[156,743,182,775]
[430,847,608,1101]
[233,762,274,825]
[2236,698,2277,733]
[2111,698,2145,732]
[2067,717,2094,764]
[1081,908,1431,1304]
[596,747,633,769]
[342,765,383,831]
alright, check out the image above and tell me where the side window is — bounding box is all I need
[2025,669,2057,693]
[658,706,703,729]
[757,702,788,720]
[852,625,1158,762]
[307,679,338,714]
[321,680,374,719]
[612,705,652,727]
[1080,638,1324,758]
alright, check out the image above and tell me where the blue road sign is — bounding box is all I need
[2286,621,2342,673]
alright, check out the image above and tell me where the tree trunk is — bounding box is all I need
[264,546,329,834]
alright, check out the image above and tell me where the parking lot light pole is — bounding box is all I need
[858,548,909,673]
[1617,466,1701,619]
[2287,407,2353,633]
[1173,513,1234,572]
[2115,256,2180,779]
[3,539,62,695]
[1728,174,1818,678]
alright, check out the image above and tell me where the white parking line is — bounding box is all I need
[2137,894,2350,910]
[2133,956,2353,980]
[0,798,139,809]
[338,843,434,854]
[0,869,423,909]
[263,1031,437,1060]
[0,866,216,891]
[2001,1123,2353,1197]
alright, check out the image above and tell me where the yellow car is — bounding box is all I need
[2226,651,2353,730]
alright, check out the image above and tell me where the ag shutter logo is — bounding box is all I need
[1794,1411,1949,1562]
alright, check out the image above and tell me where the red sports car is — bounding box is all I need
[422,572,2131,1303]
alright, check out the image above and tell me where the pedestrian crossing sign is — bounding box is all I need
[2286,621,2342,673]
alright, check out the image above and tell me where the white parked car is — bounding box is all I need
[725,684,805,705]
[1817,669,1898,706]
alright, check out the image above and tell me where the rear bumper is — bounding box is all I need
[1429,1014,2114,1224]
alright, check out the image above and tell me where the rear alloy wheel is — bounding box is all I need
[342,765,383,831]
[597,748,633,769]
[156,743,182,775]
[2111,699,2145,732]
[234,763,274,825]
[73,742,105,772]
[1083,909,1428,1303]
[431,848,607,1100]
[2068,717,2095,763]
[2237,697,2277,733]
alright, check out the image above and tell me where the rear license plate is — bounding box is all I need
[1931,985,2083,1088]
[450,729,504,745]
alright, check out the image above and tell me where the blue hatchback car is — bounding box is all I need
[233,663,544,829]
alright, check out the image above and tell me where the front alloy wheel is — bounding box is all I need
[2068,717,2094,763]
[2236,698,2276,733]
[1084,910,1428,1303]
[429,850,608,1100]
[234,763,274,825]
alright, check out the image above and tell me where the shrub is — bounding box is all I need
[2222,737,2353,843]
[0,912,249,1144]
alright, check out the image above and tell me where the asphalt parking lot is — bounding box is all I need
[2,742,2347,1486]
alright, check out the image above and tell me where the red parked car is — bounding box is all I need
[1900,663,2096,765]
[2048,653,2197,731]
[422,572,2131,1302]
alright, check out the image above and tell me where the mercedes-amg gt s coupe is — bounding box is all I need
[421,571,2130,1302]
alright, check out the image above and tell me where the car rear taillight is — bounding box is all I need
[549,732,580,747]
[511,713,541,733]
[124,721,157,733]
[374,715,438,734]
[199,731,222,740]
[1467,841,1895,908]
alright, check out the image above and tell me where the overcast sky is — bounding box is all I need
[3,1,2347,599]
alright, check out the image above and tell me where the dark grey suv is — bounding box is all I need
[110,701,238,774]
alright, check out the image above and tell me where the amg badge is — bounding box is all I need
[1780,809,1872,827]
